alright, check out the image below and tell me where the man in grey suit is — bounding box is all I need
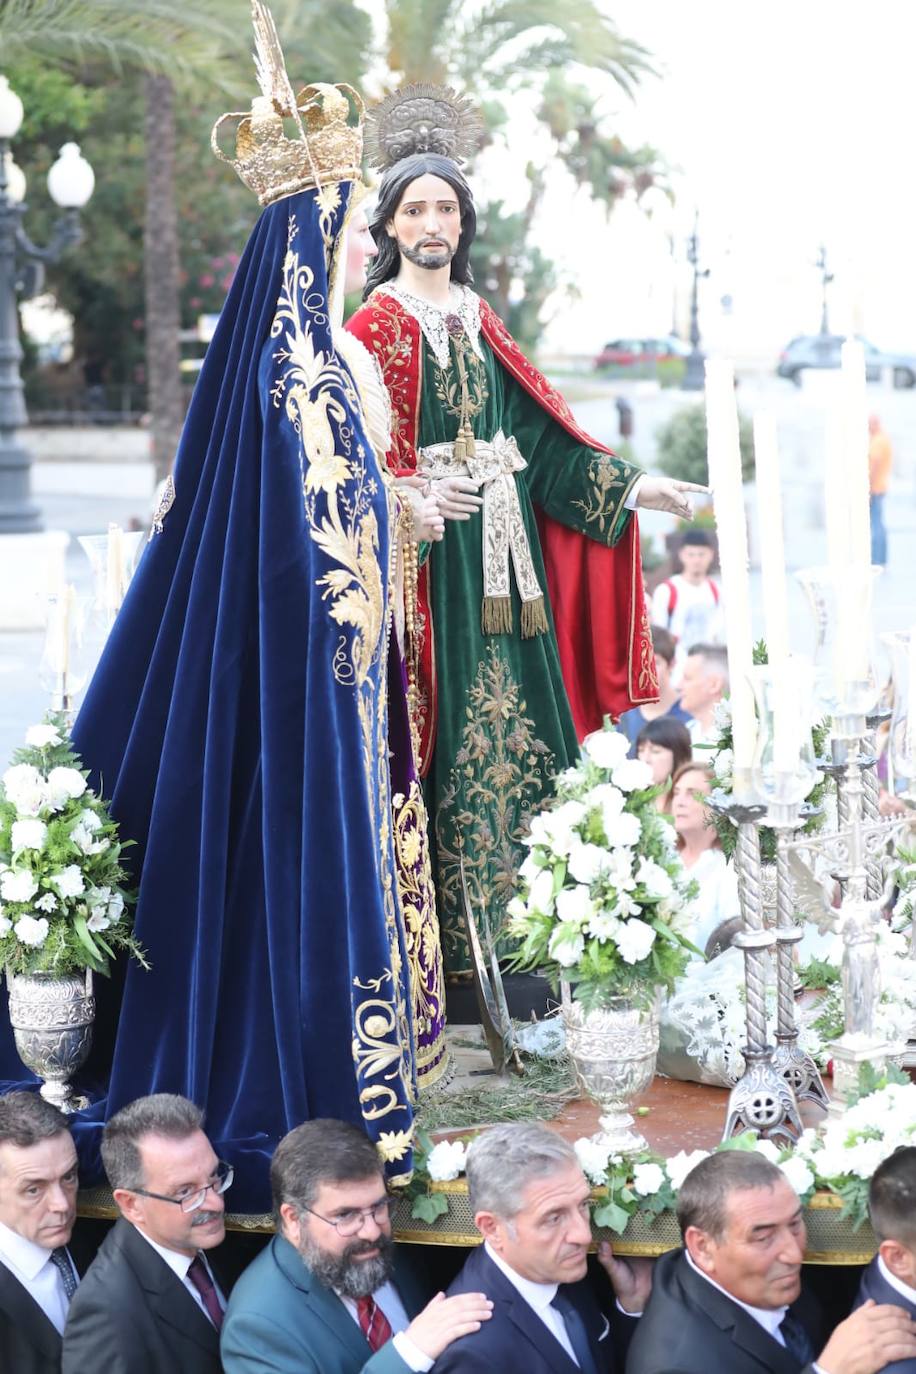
[221,1118,493,1373]
[0,1092,81,1374]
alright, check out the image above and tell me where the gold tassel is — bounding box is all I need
[481,595,513,635]
[453,433,467,463]
[521,596,549,639]
[463,425,476,460]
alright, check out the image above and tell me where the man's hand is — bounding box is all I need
[635,478,708,520]
[817,1300,916,1374]
[430,475,484,520]
[405,1291,494,1360]
[596,1240,654,1315]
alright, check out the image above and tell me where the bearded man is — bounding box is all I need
[220,1119,492,1373]
[347,87,702,974]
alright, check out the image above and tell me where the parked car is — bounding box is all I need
[776,334,916,387]
[594,335,691,369]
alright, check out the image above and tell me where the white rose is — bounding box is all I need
[615,918,656,965]
[46,767,87,809]
[25,724,63,749]
[0,915,10,936]
[587,910,622,944]
[606,849,637,889]
[34,893,58,914]
[13,915,49,948]
[632,1162,666,1197]
[713,748,734,782]
[11,819,47,853]
[2,764,47,817]
[426,1139,467,1182]
[612,758,654,793]
[49,865,85,899]
[555,885,596,928]
[587,783,625,823]
[548,923,586,968]
[0,870,38,904]
[574,1137,614,1186]
[568,840,610,886]
[583,729,631,772]
[665,1148,711,1191]
[76,808,103,832]
[779,1155,815,1197]
[607,812,642,850]
[753,1138,781,1165]
[528,868,555,916]
[713,699,732,730]
[527,814,553,848]
[519,852,544,883]
[636,857,674,899]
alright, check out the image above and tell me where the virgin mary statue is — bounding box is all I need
[3,12,444,1211]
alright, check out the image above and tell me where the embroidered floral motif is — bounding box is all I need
[392,781,446,1077]
[570,452,639,538]
[434,647,555,968]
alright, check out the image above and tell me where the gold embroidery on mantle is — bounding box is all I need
[434,646,555,969]
[571,452,640,540]
[392,781,446,1077]
[270,212,414,1138]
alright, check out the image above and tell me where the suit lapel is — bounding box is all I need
[0,1261,62,1359]
[272,1236,372,1367]
[119,1223,219,1356]
[471,1248,581,1374]
[677,1255,799,1374]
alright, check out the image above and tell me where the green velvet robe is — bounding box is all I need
[416,327,641,975]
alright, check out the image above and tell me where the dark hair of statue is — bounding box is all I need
[364,153,477,299]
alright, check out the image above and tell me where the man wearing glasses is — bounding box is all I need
[221,1119,493,1373]
[62,1093,231,1373]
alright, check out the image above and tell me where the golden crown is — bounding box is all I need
[211,3,363,206]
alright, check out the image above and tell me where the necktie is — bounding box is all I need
[779,1310,815,1367]
[356,1295,394,1353]
[187,1254,224,1330]
[49,1247,77,1302]
[550,1290,601,1374]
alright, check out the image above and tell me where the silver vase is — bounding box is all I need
[7,970,95,1112]
[561,986,659,1153]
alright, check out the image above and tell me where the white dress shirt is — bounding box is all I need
[685,1251,825,1371]
[134,1229,225,1325]
[0,1219,77,1334]
[877,1255,916,1307]
[338,1279,432,1372]
[484,1241,581,1365]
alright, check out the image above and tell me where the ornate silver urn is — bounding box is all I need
[561,985,660,1153]
[7,970,95,1111]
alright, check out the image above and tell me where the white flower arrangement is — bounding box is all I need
[0,715,144,977]
[408,1075,911,1234]
[508,722,697,1010]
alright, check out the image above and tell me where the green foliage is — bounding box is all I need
[656,403,755,487]
[0,715,144,976]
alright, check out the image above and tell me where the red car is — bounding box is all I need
[594,336,691,369]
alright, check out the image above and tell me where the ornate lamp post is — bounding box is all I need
[0,75,94,533]
[682,210,710,392]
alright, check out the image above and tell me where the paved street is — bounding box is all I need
[2,372,915,766]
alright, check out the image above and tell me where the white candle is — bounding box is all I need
[705,358,757,774]
[753,410,789,668]
[840,339,871,571]
[60,584,74,684]
[823,392,847,576]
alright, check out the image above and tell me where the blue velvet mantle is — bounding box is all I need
[0,184,417,1211]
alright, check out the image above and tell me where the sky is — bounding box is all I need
[465,0,916,359]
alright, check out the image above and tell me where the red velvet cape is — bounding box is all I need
[346,292,658,774]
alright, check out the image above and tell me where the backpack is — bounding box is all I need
[663,577,720,621]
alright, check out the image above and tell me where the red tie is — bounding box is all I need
[187,1254,224,1331]
[356,1295,393,1352]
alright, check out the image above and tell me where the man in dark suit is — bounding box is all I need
[854,1145,916,1371]
[63,1093,230,1373]
[0,1091,82,1374]
[221,1118,493,1373]
[431,1123,651,1374]
[626,1149,916,1374]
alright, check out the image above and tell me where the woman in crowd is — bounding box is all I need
[635,715,692,812]
[670,762,740,958]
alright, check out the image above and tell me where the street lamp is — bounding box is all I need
[0,75,94,533]
[682,210,710,391]
[815,243,833,336]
